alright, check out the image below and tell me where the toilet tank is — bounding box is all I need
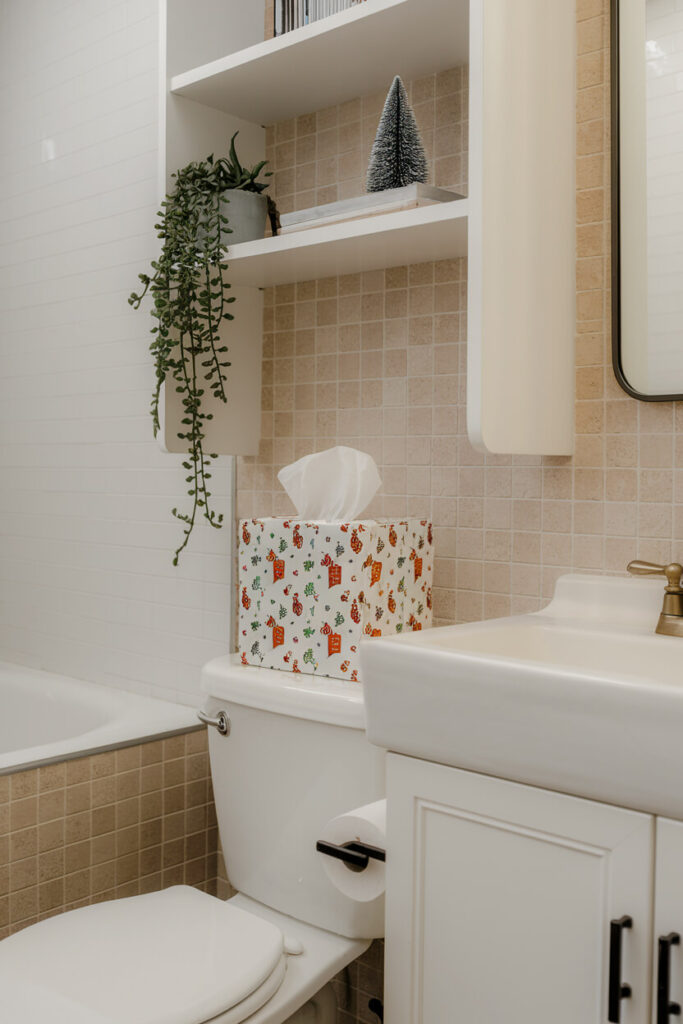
[201,657,385,940]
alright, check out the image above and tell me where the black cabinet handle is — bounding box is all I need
[658,932,681,1024]
[609,916,633,1022]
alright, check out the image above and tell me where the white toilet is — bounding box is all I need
[0,658,386,1024]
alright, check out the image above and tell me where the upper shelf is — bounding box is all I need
[223,200,468,287]
[170,0,469,124]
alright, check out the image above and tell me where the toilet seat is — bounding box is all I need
[0,887,288,1024]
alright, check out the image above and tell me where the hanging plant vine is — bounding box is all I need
[129,134,277,564]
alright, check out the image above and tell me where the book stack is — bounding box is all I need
[274,0,367,36]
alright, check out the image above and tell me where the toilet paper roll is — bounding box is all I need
[318,800,386,903]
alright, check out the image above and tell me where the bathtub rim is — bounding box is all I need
[0,660,202,776]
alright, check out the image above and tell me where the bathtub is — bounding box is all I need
[0,661,216,937]
[0,660,200,775]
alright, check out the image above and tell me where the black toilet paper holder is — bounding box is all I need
[316,839,386,872]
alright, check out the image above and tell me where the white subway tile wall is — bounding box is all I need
[0,0,232,703]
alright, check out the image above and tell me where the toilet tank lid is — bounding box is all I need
[201,656,366,730]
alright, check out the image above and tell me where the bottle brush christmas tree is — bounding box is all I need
[366,75,429,192]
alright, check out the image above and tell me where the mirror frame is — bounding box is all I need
[610,0,683,402]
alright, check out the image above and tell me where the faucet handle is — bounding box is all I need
[628,560,683,590]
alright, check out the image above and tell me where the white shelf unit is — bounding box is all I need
[225,201,468,287]
[170,0,469,123]
[161,0,576,458]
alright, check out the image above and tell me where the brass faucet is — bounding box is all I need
[627,560,683,637]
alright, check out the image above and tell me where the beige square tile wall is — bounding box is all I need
[237,67,468,635]
[240,0,679,630]
[0,730,217,938]
[238,2,667,1019]
[264,66,468,215]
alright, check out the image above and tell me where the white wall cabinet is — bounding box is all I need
[467,0,575,455]
[160,0,576,458]
[385,754,683,1024]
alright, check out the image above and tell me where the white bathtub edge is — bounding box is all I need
[0,660,203,775]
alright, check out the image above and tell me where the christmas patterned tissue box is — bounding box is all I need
[238,518,433,682]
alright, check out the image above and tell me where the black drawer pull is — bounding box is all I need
[658,932,681,1024]
[609,915,633,1022]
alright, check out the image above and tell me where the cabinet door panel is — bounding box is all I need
[653,819,683,1024]
[385,755,654,1024]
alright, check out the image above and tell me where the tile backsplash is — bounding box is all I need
[0,730,217,940]
[239,0,682,629]
[264,66,468,216]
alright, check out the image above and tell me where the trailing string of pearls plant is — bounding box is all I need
[130,135,276,564]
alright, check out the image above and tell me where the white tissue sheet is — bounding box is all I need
[277,446,381,521]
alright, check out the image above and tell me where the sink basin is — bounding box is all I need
[360,573,683,817]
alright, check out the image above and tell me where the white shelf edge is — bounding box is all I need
[231,200,468,259]
[222,199,469,287]
[168,0,469,124]
[171,0,406,96]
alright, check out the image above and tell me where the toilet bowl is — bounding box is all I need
[0,658,385,1023]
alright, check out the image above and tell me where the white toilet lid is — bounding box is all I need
[0,886,286,1024]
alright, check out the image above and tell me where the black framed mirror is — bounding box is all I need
[611,0,683,401]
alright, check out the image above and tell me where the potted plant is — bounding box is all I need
[208,131,279,245]
[129,133,278,564]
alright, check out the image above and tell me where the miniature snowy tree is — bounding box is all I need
[366,76,429,192]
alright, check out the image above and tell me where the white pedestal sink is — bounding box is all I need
[360,573,683,818]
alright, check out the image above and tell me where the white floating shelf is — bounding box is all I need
[170,0,469,124]
[223,200,468,287]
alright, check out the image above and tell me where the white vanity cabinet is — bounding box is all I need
[385,754,683,1024]
[654,819,683,1024]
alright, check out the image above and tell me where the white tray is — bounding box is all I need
[279,184,464,234]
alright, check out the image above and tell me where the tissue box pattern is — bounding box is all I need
[238,518,433,682]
